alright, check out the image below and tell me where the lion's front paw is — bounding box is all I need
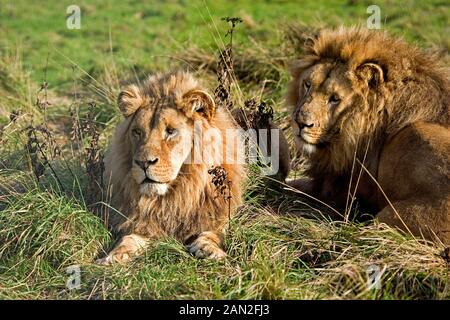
[95,256,112,266]
[95,244,134,266]
[187,232,226,260]
[95,234,149,266]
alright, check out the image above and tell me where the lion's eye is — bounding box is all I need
[328,94,341,105]
[304,80,311,90]
[166,127,177,136]
[132,128,142,137]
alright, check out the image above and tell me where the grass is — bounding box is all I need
[0,0,449,299]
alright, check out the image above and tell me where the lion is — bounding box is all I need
[97,71,245,265]
[286,27,450,244]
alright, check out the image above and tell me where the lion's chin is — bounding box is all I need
[295,135,318,155]
[139,183,169,196]
[301,142,317,155]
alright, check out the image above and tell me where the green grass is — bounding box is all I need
[1,184,449,299]
[0,0,449,300]
[1,0,448,90]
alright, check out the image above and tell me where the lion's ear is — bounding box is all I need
[304,36,315,49]
[182,89,216,121]
[118,85,142,117]
[356,62,385,88]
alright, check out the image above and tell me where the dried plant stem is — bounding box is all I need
[26,125,65,193]
[84,102,105,207]
[208,166,233,225]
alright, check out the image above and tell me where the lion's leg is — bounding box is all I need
[286,177,346,209]
[187,231,226,259]
[96,233,150,265]
[286,178,315,195]
[377,199,450,245]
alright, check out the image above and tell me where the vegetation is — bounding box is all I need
[0,0,449,299]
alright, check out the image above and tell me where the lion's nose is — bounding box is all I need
[300,122,314,129]
[134,158,159,170]
[294,108,315,130]
[295,118,314,130]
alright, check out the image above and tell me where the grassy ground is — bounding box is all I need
[0,0,449,299]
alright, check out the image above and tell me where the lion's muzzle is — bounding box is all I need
[131,158,172,195]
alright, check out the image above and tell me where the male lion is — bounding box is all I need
[287,27,450,244]
[97,71,244,264]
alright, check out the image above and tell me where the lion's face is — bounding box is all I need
[291,61,375,154]
[117,76,217,196]
[129,106,194,196]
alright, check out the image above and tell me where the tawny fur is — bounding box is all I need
[287,27,450,244]
[99,72,244,264]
